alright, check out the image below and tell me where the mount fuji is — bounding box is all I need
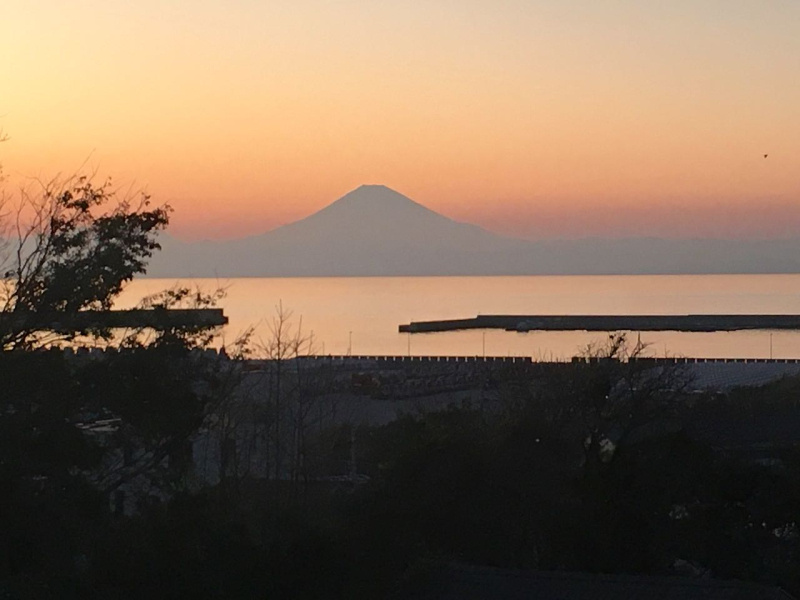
[146,185,800,277]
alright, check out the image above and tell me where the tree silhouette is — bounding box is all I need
[0,173,169,349]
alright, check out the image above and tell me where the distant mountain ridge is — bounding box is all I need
[147,185,800,277]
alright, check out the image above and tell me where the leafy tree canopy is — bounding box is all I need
[0,173,169,349]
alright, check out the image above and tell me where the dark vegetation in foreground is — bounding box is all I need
[3,343,800,599]
[1,158,798,598]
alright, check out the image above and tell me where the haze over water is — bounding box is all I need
[120,274,800,359]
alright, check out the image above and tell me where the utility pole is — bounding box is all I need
[348,331,353,356]
[770,333,773,359]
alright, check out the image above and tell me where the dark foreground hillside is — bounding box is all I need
[3,345,800,599]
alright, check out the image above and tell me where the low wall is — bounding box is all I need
[8,349,800,367]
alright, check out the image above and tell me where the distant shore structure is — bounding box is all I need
[0,309,228,334]
[399,314,800,334]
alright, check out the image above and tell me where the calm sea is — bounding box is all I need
[118,275,800,359]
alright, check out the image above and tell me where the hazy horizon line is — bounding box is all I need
[165,184,800,245]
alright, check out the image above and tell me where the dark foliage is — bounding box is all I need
[3,349,800,598]
[0,176,169,349]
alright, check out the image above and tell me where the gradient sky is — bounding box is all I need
[1,0,799,240]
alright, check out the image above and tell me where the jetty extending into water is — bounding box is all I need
[0,308,228,333]
[398,314,800,334]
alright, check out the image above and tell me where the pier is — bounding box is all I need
[399,314,800,334]
[0,308,228,333]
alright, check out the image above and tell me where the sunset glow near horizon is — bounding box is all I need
[2,1,799,241]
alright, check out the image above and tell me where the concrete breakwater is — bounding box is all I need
[285,355,800,393]
[310,355,800,365]
[21,348,800,366]
[399,314,800,333]
[268,355,800,394]
[11,348,800,394]
[0,308,228,333]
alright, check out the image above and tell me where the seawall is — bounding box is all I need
[399,314,800,333]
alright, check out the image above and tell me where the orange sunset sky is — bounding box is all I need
[1,0,799,240]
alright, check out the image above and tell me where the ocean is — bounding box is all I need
[118,274,800,359]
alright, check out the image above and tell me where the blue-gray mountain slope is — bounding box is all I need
[147,185,800,277]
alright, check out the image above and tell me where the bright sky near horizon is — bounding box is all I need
[1,0,799,240]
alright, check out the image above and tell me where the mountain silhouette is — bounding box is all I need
[147,185,800,277]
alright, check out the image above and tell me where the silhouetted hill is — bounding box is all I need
[147,185,800,277]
